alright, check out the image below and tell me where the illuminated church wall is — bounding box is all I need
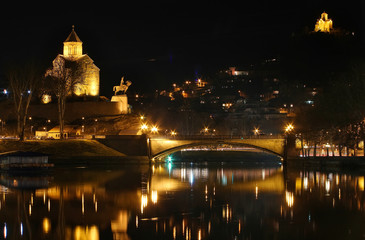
[71,56,100,97]
[63,42,82,58]
[82,60,100,96]
[314,12,333,33]
[49,26,100,98]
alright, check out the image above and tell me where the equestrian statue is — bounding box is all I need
[113,77,132,95]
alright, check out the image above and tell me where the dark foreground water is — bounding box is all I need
[1,152,365,239]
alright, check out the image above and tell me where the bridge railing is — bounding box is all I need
[151,134,284,140]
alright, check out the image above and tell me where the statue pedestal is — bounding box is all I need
[111,94,128,114]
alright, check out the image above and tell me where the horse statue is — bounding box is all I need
[113,77,132,95]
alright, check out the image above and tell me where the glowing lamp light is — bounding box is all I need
[140,123,148,131]
[151,126,158,134]
[285,123,294,133]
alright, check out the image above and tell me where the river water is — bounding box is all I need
[1,152,365,239]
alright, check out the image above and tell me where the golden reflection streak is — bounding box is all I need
[43,218,51,234]
[286,191,294,208]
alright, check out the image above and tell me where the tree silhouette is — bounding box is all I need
[7,62,41,141]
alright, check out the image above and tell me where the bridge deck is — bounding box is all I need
[149,135,286,160]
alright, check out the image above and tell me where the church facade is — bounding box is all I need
[314,12,333,33]
[50,26,100,97]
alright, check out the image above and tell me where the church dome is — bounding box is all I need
[63,26,83,59]
[64,25,82,43]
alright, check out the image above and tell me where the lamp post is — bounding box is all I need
[170,130,177,138]
[285,124,294,133]
[254,127,260,137]
[284,123,295,160]
[140,123,148,134]
[203,127,209,135]
[94,119,98,135]
[151,126,158,134]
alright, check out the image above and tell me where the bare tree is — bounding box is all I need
[8,63,40,141]
[45,57,85,139]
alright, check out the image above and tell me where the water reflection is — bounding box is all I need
[0,162,364,239]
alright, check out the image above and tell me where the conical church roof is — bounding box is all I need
[64,25,82,43]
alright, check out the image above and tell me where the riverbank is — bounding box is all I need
[287,156,365,171]
[0,139,124,157]
[0,139,150,166]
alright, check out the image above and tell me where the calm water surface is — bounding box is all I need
[1,153,365,240]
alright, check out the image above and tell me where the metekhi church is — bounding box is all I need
[49,26,100,98]
[33,26,129,121]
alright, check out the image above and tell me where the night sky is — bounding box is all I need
[0,1,363,97]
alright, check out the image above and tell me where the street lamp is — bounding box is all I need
[94,119,98,135]
[151,126,158,134]
[253,127,260,136]
[285,123,294,133]
[140,123,148,133]
[203,127,209,135]
[284,123,295,160]
[170,130,177,137]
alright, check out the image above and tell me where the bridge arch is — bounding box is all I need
[149,138,286,161]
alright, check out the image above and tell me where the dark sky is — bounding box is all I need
[0,1,363,97]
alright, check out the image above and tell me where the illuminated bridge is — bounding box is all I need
[148,135,286,160]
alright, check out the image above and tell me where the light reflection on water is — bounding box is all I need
[0,159,364,239]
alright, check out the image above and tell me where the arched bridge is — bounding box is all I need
[148,135,286,160]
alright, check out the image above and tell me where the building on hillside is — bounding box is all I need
[47,125,82,139]
[314,12,333,33]
[46,26,100,100]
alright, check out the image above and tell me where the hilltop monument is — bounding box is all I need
[111,77,132,114]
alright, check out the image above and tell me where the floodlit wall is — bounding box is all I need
[28,101,125,122]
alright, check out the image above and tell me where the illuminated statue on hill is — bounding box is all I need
[113,77,132,95]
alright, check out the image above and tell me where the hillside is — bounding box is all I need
[0,139,126,159]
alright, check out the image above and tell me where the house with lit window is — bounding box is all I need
[47,125,82,139]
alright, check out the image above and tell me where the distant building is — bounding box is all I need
[314,12,333,33]
[47,125,82,139]
[48,26,100,98]
[227,67,249,76]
